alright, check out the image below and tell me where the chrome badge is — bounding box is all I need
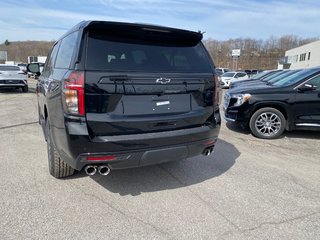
[156,77,171,84]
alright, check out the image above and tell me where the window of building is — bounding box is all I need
[308,52,311,60]
[299,53,306,62]
[287,55,298,63]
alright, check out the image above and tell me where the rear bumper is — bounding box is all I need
[0,80,27,88]
[56,122,220,171]
[0,84,27,87]
[76,138,217,170]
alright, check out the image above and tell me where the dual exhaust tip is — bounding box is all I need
[203,146,214,156]
[84,165,110,176]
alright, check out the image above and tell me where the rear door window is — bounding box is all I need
[86,32,212,73]
[42,42,60,75]
[55,31,78,69]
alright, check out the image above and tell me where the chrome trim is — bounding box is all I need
[296,123,320,127]
[224,116,236,122]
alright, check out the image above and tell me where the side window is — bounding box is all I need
[307,75,320,88]
[42,42,60,75]
[55,31,78,69]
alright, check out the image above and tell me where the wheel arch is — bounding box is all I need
[250,102,289,120]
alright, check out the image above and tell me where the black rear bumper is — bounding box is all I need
[56,122,220,171]
[76,138,217,170]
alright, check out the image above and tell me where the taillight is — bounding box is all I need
[63,71,85,115]
[213,75,219,106]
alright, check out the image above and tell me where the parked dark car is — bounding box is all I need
[244,69,262,77]
[0,64,28,92]
[230,69,302,89]
[230,69,283,89]
[27,21,221,178]
[224,67,320,139]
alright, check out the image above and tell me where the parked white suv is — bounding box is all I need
[220,71,248,88]
[216,68,230,74]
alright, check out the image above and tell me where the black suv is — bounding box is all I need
[224,67,320,139]
[27,21,221,178]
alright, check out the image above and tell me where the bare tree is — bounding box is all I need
[204,35,318,70]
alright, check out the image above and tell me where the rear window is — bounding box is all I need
[86,32,212,73]
[0,66,20,71]
[222,72,235,77]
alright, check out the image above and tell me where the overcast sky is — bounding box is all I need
[1,0,319,43]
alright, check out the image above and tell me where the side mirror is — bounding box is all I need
[27,63,41,76]
[298,84,317,92]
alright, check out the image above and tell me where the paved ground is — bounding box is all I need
[0,84,319,240]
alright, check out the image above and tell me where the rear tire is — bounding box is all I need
[46,120,75,178]
[22,85,28,92]
[249,107,286,139]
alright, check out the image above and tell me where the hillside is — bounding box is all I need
[0,35,318,69]
[0,41,54,63]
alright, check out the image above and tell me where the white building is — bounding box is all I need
[27,56,47,64]
[280,40,320,69]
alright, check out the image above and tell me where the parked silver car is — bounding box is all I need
[0,64,28,92]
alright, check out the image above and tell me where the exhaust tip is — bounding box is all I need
[84,165,97,176]
[203,149,211,156]
[203,146,214,156]
[209,147,214,154]
[98,165,111,176]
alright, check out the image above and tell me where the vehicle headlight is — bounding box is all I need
[231,93,251,106]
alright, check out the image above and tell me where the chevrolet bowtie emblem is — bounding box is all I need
[156,78,171,84]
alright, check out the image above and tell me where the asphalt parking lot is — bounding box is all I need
[0,82,319,240]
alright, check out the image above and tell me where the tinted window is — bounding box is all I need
[55,31,78,69]
[0,66,20,71]
[86,32,212,73]
[267,70,301,84]
[237,73,246,77]
[307,75,320,88]
[43,43,60,74]
[251,71,271,80]
[273,69,320,87]
[261,71,288,82]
